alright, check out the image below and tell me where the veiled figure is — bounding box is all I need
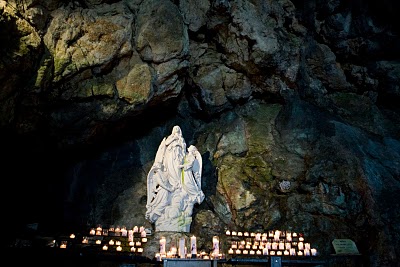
[163,126,186,188]
[145,126,204,232]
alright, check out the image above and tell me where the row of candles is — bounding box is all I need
[59,225,149,251]
[89,225,148,238]
[225,229,318,256]
[155,235,222,261]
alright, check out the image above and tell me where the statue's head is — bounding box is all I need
[172,125,181,135]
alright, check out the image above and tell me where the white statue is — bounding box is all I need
[145,126,204,232]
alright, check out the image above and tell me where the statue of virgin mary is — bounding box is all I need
[145,126,204,232]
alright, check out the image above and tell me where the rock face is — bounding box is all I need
[1,0,399,266]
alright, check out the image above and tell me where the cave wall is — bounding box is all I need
[1,0,399,266]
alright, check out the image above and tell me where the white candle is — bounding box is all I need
[311,248,317,256]
[228,248,234,254]
[284,250,289,255]
[305,243,310,250]
[297,251,303,256]
[212,236,219,257]
[298,242,304,250]
[226,230,231,235]
[179,237,186,258]
[128,230,134,241]
[262,247,268,255]
[141,230,146,237]
[102,245,108,250]
[190,236,197,255]
[155,253,161,261]
[160,237,166,254]
[255,233,261,241]
[133,226,138,233]
[116,246,122,251]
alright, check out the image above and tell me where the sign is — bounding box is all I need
[332,239,360,254]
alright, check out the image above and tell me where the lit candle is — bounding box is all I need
[160,237,166,254]
[228,248,234,254]
[171,246,177,255]
[250,250,255,255]
[139,226,145,232]
[136,241,141,246]
[238,232,243,236]
[128,230,134,242]
[232,231,237,236]
[297,251,303,256]
[311,248,317,256]
[95,239,101,245]
[109,240,115,245]
[102,245,108,251]
[70,234,75,239]
[255,233,261,241]
[82,237,88,244]
[141,230,146,237]
[226,230,231,235]
[131,247,136,252]
[285,243,291,250]
[129,241,134,246]
[236,249,241,254]
[277,251,282,256]
[115,241,121,246]
[212,236,219,257]
[256,250,262,255]
[116,245,122,251]
[244,232,249,237]
[272,242,278,250]
[290,248,296,256]
[304,248,310,256]
[243,250,248,255]
[142,237,148,243]
[137,247,143,253]
[298,242,304,250]
[60,241,67,249]
[121,227,127,237]
[262,247,268,255]
[133,226,138,233]
[190,236,197,255]
[284,250,289,256]
[270,251,276,255]
[305,243,310,250]
[231,241,237,249]
[279,242,285,250]
[155,253,161,261]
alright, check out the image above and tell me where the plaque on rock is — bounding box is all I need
[332,239,360,254]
